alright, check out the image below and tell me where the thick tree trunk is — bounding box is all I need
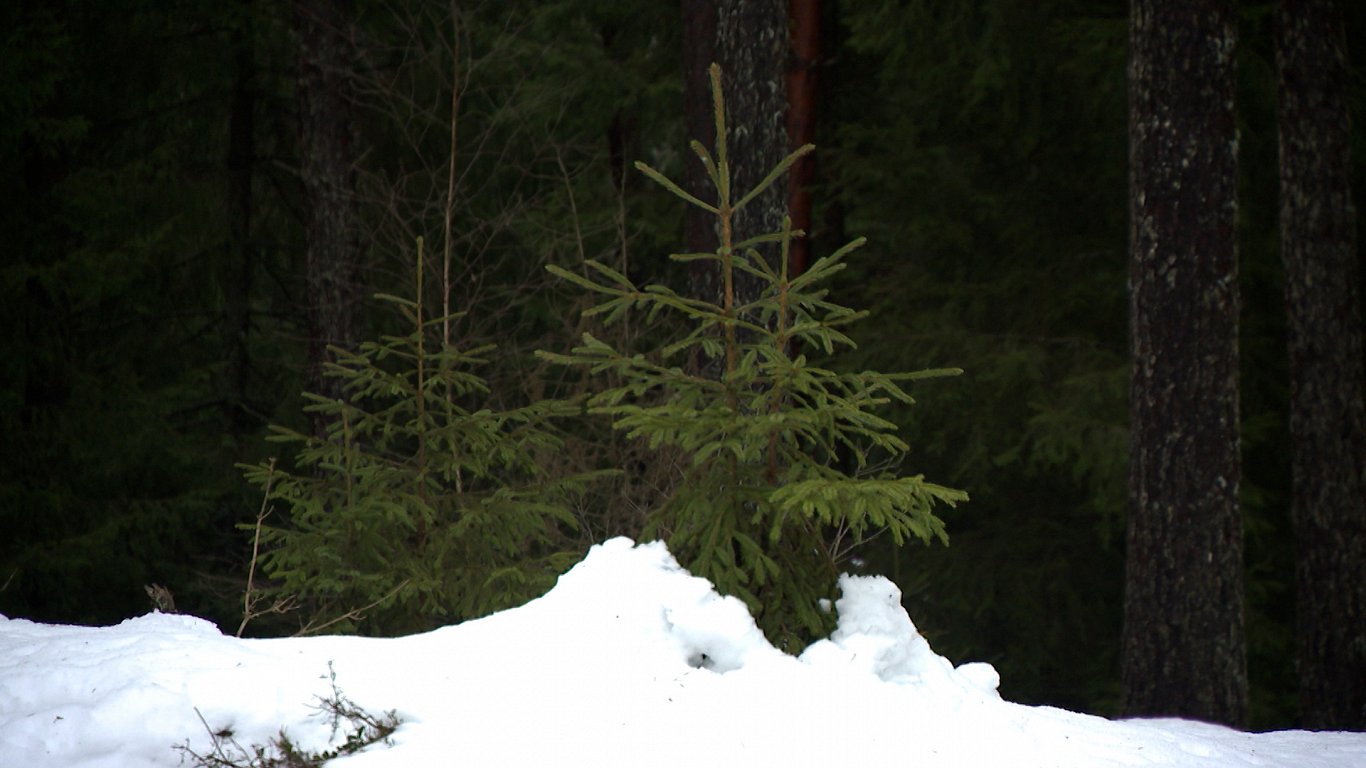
[715,0,787,304]
[224,0,256,435]
[294,0,362,438]
[1275,0,1366,730]
[681,0,788,317]
[1122,0,1247,727]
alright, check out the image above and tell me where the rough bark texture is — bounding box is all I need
[1275,0,1366,730]
[294,0,362,437]
[682,0,788,316]
[1123,0,1247,727]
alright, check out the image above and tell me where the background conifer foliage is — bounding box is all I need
[1,0,1363,731]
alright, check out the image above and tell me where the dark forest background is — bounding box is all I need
[2,0,1363,731]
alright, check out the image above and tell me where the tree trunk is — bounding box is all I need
[294,0,362,438]
[681,0,718,263]
[1122,0,1247,727]
[224,0,256,435]
[1275,0,1366,730]
[681,0,788,316]
[786,0,820,279]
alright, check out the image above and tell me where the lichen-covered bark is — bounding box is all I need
[1123,0,1247,727]
[682,0,787,318]
[294,0,362,438]
[1275,0,1366,730]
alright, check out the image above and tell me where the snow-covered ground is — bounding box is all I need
[1,537,1362,767]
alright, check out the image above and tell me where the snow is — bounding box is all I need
[1,537,1362,767]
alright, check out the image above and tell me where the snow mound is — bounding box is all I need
[529,537,775,673]
[545,538,986,684]
[799,573,1001,699]
[2,537,1363,768]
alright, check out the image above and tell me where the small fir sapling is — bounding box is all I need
[540,63,967,649]
[241,238,607,635]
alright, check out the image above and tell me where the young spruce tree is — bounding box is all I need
[242,239,602,635]
[541,64,966,648]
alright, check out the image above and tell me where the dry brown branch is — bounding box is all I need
[236,458,300,637]
[291,581,411,637]
[234,455,408,638]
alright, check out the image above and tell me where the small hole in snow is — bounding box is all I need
[686,652,711,670]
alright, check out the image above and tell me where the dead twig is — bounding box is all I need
[237,459,299,638]
[291,581,411,637]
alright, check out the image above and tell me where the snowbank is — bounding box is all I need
[1,537,1362,767]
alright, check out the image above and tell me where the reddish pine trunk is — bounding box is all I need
[786,0,820,278]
